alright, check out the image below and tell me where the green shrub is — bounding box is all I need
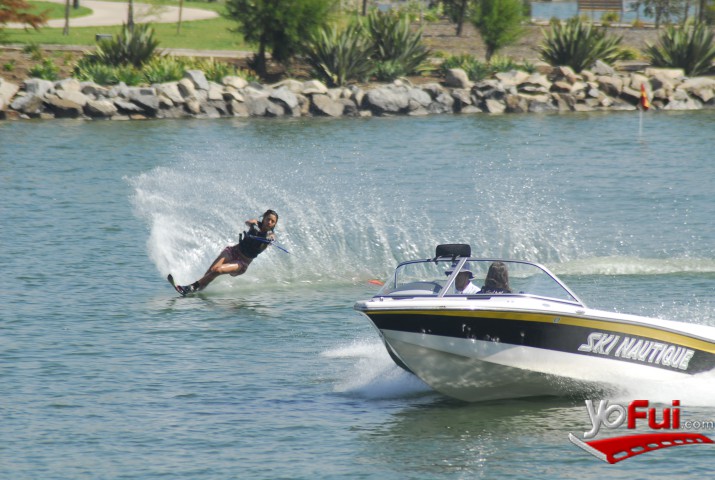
[114,66,145,86]
[73,62,119,84]
[84,23,161,68]
[489,55,521,72]
[22,43,44,61]
[538,17,629,72]
[234,68,260,83]
[365,10,431,80]
[141,55,188,84]
[3,60,16,72]
[440,53,536,81]
[306,22,375,86]
[440,53,490,80]
[601,12,619,26]
[373,59,407,82]
[193,57,236,83]
[471,0,524,61]
[644,22,715,76]
[28,58,59,80]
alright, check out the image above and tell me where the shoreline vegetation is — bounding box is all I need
[2,9,714,120]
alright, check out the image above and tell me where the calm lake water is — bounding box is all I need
[2,110,715,478]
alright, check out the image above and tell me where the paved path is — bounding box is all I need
[6,0,218,28]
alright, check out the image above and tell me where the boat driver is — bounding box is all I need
[451,269,481,295]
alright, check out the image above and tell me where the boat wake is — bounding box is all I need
[608,370,715,407]
[322,340,431,400]
[552,256,715,276]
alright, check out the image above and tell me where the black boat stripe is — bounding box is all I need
[364,311,715,374]
[366,309,715,353]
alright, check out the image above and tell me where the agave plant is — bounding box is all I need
[538,18,628,72]
[305,22,375,86]
[84,23,161,68]
[365,10,431,80]
[644,22,715,77]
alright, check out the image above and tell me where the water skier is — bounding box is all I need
[169,209,279,295]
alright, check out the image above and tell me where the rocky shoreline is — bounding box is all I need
[1,61,714,121]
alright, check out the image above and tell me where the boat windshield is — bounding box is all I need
[377,258,582,304]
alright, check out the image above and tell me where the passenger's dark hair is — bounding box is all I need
[260,209,279,230]
[483,261,512,293]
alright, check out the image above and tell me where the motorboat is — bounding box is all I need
[354,244,715,402]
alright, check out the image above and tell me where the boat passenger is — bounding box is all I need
[174,209,279,294]
[479,261,512,294]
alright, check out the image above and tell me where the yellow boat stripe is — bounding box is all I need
[366,309,715,353]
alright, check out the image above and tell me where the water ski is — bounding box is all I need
[167,274,191,296]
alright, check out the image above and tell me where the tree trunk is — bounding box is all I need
[456,0,468,36]
[63,0,70,35]
[177,0,184,34]
[362,0,367,16]
[128,0,135,33]
[254,39,267,77]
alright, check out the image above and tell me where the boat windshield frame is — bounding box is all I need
[376,257,585,307]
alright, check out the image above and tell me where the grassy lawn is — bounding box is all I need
[31,1,93,19]
[1,0,253,51]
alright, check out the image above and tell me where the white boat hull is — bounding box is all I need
[381,328,690,402]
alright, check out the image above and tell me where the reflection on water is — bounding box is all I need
[358,396,715,478]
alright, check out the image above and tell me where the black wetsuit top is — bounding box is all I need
[237,225,271,259]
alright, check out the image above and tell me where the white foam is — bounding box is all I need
[324,340,431,400]
[608,370,715,407]
[553,256,715,276]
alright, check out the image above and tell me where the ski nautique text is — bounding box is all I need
[577,332,694,371]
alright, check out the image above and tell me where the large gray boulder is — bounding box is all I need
[591,60,616,76]
[429,92,454,114]
[597,75,623,97]
[11,94,44,116]
[130,94,160,115]
[207,82,225,102]
[223,76,248,90]
[177,78,196,99]
[302,79,328,95]
[114,99,145,114]
[270,87,300,115]
[364,85,410,114]
[156,82,184,105]
[44,94,84,118]
[184,70,209,91]
[664,90,702,110]
[24,78,54,97]
[645,67,685,80]
[518,73,551,95]
[85,99,118,118]
[311,94,345,117]
[678,77,715,104]
[445,68,472,89]
[0,78,20,111]
[55,78,82,92]
[483,98,506,114]
[496,70,530,89]
[57,89,89,107]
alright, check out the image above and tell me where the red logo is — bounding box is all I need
[569,400,714,463]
